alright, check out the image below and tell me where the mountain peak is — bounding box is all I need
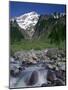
[15,11,39,39]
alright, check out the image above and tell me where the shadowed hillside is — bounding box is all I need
[10,12,66,52]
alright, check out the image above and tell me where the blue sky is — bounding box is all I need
[9,1,66,18]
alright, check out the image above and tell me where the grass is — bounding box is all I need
[10,39,65,53]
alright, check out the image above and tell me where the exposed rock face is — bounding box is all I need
[10,11,66,40]
[11,12,39,39]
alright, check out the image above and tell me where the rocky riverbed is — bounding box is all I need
[9,48,66,88]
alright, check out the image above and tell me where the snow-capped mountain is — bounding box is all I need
[11,11,40,39]
[16,11,39,29]
[10,11,65,40]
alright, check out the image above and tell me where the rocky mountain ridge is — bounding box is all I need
[10,11,65,40]
[10,11,39,39]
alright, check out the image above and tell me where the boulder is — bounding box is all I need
[10,68,20,77]
[31,50,38,60]
[26,71,38,85]
[58,49,65,58]
[47,64,56,70]
[46,48,58,59]
[47,70,57,82]
[58,62,65,71]
[27,52,37,64]
[55,70,66,81]
[52,79,65,86]
[41,83,47,87]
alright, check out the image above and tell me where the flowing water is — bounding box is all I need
[10,57,48,88]
[9,56,65,88]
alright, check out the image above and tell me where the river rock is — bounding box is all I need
[59,64,65,71]
[47,64,56,69]
[57,57,61,61]
[26,71,38,85]
[27,52,37,63]
[41,83,47,87]
[46,48,58,58]
[47,70,57,82]
[10,57,15,63]
[52,79,65,86]
[55,70,65,81]
[10,67,20,77]
[58,49,65,58]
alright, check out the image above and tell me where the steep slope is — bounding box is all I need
[10,12,66,51]
[10,20,24,43]
[13,11,40,39]
[10,12,66,42]
[33,13,66,42]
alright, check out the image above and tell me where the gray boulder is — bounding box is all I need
[46,48,58,59]
[47,70,57,82]
[25,71,38,85]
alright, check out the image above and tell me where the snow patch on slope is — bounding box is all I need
[16,11,39,29]
[15,11,39,39]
